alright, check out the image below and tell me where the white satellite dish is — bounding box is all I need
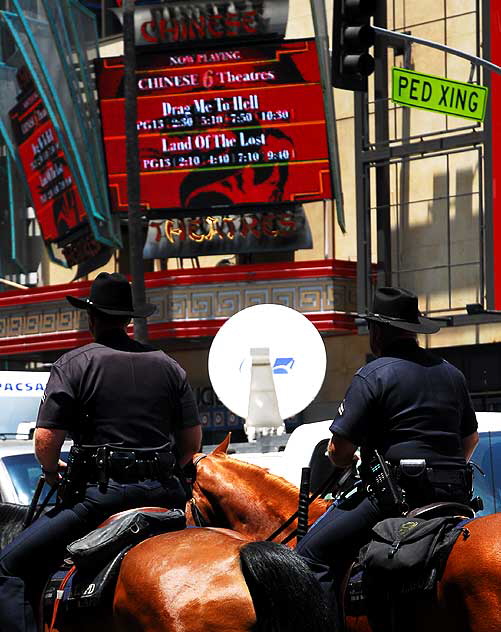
[208,304,327,433]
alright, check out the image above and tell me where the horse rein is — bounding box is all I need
[268,465,359,544]
[266,467,345,545]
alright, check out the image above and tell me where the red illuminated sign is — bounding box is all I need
[9,72,88,255]
[95,38,332,214]
[143,206,312,258]
[108,1,289,48]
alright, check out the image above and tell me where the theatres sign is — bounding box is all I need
[143,206,312,259]
[110,0,289,48]
[96,38,332,213]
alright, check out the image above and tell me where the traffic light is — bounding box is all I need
[332,0,377,92]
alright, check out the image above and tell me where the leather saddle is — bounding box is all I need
[43,507,186,629]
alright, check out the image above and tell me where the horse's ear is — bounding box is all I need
[212,433,231,455]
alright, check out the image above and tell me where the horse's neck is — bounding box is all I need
[195,455,329,541]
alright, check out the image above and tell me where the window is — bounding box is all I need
[3,452,70,505]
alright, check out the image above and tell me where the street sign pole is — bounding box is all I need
[124,0,148,344]
[355,22,499,317]
[374,26,501,76]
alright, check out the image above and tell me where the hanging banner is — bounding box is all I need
[96,38,332,214]
[9,68,87,243]
[8,67,112,275]
[143,205,312,259]
[109,0,289,48]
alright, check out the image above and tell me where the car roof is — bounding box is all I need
[475,412,501,433]
[0,440,73,457]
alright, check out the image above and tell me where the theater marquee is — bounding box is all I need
[95,38,332,214]
[143,206,313,259]
[110,0,289,48]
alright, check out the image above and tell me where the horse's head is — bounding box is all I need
[188,434,329,542]
[188,433,237,528]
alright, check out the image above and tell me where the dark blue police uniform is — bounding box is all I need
[0,329,200,632]
[296,339,477,597]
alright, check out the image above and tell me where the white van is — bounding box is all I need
[471,412,501,515]
[0,371,49,439]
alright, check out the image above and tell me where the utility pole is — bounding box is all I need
[123,0,148,343]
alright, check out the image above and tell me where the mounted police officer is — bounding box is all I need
[0,272,202,632]
[296,287,479,626]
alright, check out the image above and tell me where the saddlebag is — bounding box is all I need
[358,515,470,591]
[345,516,471,632]
[66,508,186,570]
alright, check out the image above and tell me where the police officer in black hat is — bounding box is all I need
[0,272,202,632]
[296,287,479,622]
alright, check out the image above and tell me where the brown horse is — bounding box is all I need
[2,435,499,631]
[111,527,333,632]
[0,494,332,632]
[183,436,501,632]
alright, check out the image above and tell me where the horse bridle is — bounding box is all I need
[189,454,211,527]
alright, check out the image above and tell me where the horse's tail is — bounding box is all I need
[239,541,336,632]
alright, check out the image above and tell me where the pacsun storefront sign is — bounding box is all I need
[110,0,289,47]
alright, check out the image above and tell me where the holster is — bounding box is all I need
[58,445,89,505]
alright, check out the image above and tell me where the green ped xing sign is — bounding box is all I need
[392,67,488,122]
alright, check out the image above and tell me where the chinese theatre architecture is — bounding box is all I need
[0,259,356,358]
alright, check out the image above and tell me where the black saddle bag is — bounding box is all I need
[358,515,469,591]
[66,509,186,570]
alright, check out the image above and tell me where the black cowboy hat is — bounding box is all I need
[66,272,156,318]
[361,287,441,334]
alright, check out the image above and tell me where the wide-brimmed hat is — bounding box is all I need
[66,272,156,318]
[361,287,441,334]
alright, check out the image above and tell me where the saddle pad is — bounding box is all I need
[44,508,187,629]
[43,547,131,627]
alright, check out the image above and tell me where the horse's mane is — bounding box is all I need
[213,454,328,512]
[0,503,30,550]
[226,455,300,495]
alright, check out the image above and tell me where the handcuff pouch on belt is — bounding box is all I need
[59,443,177,503]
